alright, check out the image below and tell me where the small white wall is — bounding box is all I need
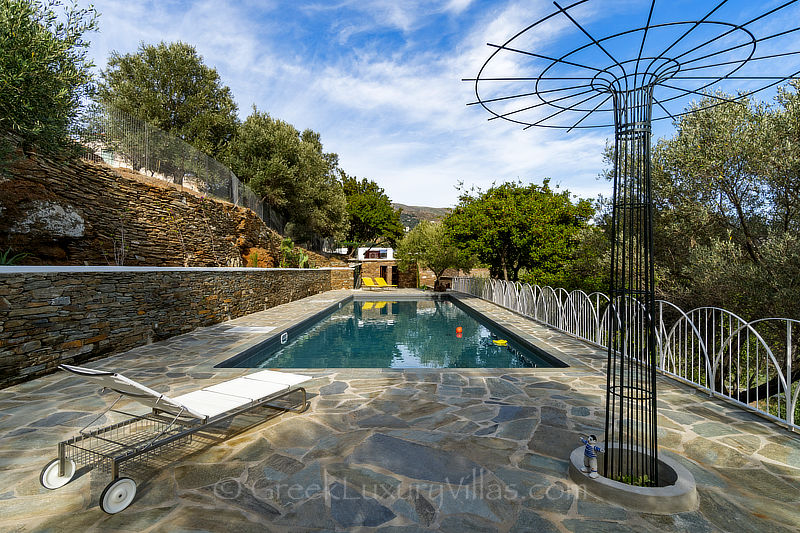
[356,247,394,260]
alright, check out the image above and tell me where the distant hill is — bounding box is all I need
[393,203,451,230]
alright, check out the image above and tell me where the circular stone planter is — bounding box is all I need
[568,445,697,514]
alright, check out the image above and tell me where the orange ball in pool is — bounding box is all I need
[456,326,463,333]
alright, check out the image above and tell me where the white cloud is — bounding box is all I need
[81,0,616,207]
[444,0,474,14]
[290,0,612,204]
[307,0,457,39]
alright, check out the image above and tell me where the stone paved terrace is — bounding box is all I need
[0,289,798,532]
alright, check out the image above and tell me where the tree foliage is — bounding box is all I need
[0,0,97,156]
[624,86,800,406]
[98,41,238,160]
[395,221,474,290]
[765,81,800,235]
[341,172,404,250]
[652,94,769,265]
[555,225,610,293]
[589,82,800,323]
[227,108,348,240]
[645,86,800,317]
[444,180,594,282]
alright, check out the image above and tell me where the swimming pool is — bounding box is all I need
[219,295,567,369]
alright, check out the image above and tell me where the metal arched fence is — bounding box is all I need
[452,277,799,431]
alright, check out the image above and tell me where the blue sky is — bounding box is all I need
[78,0,800,207]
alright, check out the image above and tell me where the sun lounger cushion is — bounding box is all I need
[204,377,287,402]
[59,364,311,421]
[244,369,311,387]
[170,390,251,419]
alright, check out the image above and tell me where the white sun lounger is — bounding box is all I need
[40,364,311,514]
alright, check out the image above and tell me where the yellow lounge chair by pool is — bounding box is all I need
[361,277,384,290]
[375,277,397,288]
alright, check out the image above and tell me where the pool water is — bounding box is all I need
[228,299,560,368]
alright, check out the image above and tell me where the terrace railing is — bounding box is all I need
[452,277,800,432]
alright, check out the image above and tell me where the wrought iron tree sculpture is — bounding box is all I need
[467,0,800,484]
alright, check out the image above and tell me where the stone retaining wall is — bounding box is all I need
[0,149,344,268]
[330,268,354,291]
[0,266,353,388]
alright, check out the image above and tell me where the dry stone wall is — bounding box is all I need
[0,266,352,388]
[330,268,355,290]
[0,149,341,268]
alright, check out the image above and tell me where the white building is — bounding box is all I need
[356,247,394,260]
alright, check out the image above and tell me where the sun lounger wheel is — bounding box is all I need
[100,477,137,514]
[40,458,76,489]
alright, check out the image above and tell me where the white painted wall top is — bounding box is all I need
[356,247,394,260]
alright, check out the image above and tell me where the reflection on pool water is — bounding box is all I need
[229,299,562,369]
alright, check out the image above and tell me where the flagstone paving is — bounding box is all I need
[0,289,798,532]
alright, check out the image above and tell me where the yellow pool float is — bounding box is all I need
[493,339,508,346]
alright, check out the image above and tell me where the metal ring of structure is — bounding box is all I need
[467,0,800,130]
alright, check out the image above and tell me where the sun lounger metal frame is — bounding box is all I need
[56,387,306,480]
[40,364,309,513]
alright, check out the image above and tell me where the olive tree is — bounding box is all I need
[98,41,238,160]
[227,108,348,240]
[0,0,98,157]
[395,221,474,290]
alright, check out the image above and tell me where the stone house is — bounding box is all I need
[349,247,412,288]
[349,247,489,289]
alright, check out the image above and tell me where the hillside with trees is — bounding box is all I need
[392,204,450,229]
[226,109,348,242]
[1,1,394,249]
[98,43,351,244]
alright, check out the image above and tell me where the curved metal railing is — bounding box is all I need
[452,277,799,431]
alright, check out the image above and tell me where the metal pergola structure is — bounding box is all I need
[466,0,800,484]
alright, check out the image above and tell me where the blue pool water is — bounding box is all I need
[224,298,563,368]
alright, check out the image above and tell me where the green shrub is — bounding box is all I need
[0,247,28,265]
[614,474,654,487]
[279,238,309,268]
[247,250,259,268]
